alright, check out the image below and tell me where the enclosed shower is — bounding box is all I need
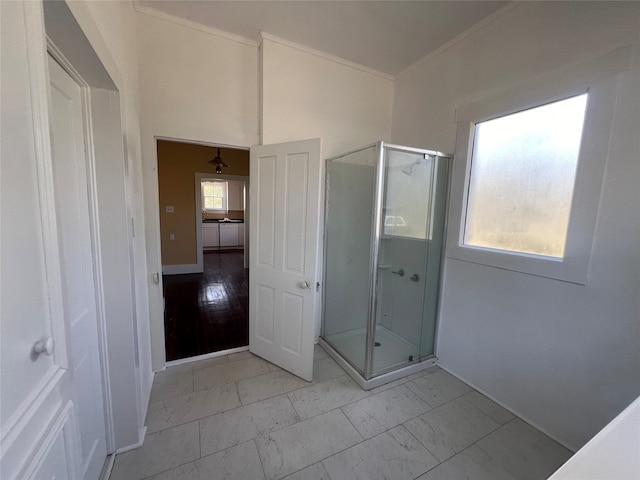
[320,142,450,389]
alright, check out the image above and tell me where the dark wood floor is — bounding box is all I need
[163,250,248,361]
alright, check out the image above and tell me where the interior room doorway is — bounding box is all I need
[156,139,250,361]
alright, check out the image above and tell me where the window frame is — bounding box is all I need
[202,180,228,213]
[446,51,627,284]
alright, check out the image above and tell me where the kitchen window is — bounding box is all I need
[202,181,228,212]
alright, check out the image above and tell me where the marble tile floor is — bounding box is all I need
[109,346,572,480]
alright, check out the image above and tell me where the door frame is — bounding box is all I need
[195,172,250,271]
[46,41,115,454]
[155,137,250,275]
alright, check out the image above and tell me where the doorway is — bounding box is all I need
[157,139,250,361]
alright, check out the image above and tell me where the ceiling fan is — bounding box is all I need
[208,147,229,174]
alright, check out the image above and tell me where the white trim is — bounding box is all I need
[201,179,229,213]
[396,3,519,80]
[195,172,249,272]
[447,49,629,284]
[46,39,117,456]
[139,370,154,433]
[259,32,393,81]
[166,346,249,368]
[99,453,116,480]
[114,426,147,455]
[155,135,250,151]
[436,362,577,453]
[0,366,65,450]
[133,4,393,80]
[21,401,78,480]
[0,367,70,479]
[134,3,256,47]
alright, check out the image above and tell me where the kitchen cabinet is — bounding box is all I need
[238,224,245,247]
[220,224,238,247]
[203,223,219,248]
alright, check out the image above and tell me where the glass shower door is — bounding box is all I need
[372,148,434,376]
[322,145,377,374]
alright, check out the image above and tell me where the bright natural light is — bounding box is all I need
[464,94,588,258]
[203,181,227,211]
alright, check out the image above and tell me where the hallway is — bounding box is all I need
[163,251,248,361]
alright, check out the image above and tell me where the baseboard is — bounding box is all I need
[165,346,249,368]
[99,453,115,480]
[140,370,154,429]
[161,264,202,275]
[436,361,577,453]
[115,426,147,455]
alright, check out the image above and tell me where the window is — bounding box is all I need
[464,94,587,258]
[202,181,228,212]
[446,53,624,284]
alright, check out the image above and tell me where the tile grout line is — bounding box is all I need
[252,438,268,480]
[197,418,202,460]
[137,359,525,479]
[405,405,514,472]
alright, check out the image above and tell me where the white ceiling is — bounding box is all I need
[137,1,507,76]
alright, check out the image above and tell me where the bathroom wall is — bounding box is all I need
[391,1,640,450]
[136,8,259,369]
[260,35,394,159]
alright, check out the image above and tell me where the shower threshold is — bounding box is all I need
[319,327,437,390]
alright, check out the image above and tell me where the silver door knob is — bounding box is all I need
[299,281,310,289]
[33,337,55,356]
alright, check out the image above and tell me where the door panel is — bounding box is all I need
[249,139,322,381]
[48,55,107,479]
[0,4,79,478]
[256,156,277,268]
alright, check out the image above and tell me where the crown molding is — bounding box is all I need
[133,2,257,47]
[258,32,394,81]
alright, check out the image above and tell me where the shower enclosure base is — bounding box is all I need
[318,334,437,390]
[324,325,418,373]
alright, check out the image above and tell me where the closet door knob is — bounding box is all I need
[299,281,310,289]
[33,337,55,356]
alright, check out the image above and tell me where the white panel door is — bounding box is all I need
[249,139,322,381]
[48,55,107,479]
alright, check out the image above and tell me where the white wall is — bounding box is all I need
[261,35,393,158]
[53,0,153,448]
[391,2,640,450]
[135,8,259,370]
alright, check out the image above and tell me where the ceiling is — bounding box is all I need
[137,1,507,76]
